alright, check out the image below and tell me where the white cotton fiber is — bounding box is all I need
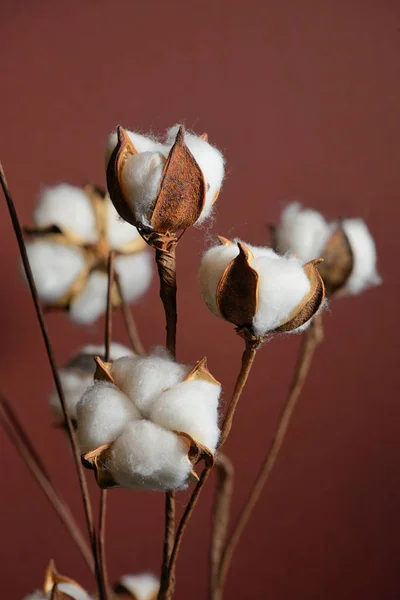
[69,270,108,325]
[26,241,85,302]
[341,218,382,294]
[121,152,166,227]
[110,350,190,417]
[276,202,332,262]
[252,254,310,334]
[22,591,45,600]
[49,370,93,420]
[79,342,134,361]
[108,420,192,491]
[106,198,143,250]
[105,129,168,168]
[199,243,239,316]
[33,184,98,243]
[56,583,91,600]
[166,125,225,223]
[119,573,159,600]
[115,251,153,303]
[76,381,140,453]
[150,379,221,453]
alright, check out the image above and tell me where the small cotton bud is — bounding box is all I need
[106,125,224,234]
[199,238,325,339]
[115,573,160,600]
[275,203,381,296]
[77,350,221,491]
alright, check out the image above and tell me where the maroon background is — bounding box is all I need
[0,1,398,598]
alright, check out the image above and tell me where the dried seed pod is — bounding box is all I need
[200,238,325,340]
[106,124,225,235]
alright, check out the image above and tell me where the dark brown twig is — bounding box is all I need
[0,164,105,598]
[0,394,94,572]
[208,455,234,598]
[114,271,145,355]
[215,317,324,598]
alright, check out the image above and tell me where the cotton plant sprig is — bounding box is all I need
[0,165,110,599]
[106,124,225,597]
[158,237,326,599]
[24,183,152,336]
[212,204,382,599]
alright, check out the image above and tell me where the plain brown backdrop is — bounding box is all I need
[0,1,398,598]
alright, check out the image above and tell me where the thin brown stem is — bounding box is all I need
[219,344,258,448]
[0,394,94,572]
[0,164,106,597]
[104,252,115,363]
[162,466,213,600]
[98,489,110,600]
[216,317,324,598]
[155,243,177,357]
[161,341,257,600]
[208,455,234,599]
[114,272,145,355]
[151,237,178,597]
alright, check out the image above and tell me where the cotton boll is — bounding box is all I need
[150,379,221,452]
[199,243,240,316]
[106,198,143,250]
[76,381,140,453]
[69,271,108,324]
[341,218,382,294]
[26,241,85,302]
[57,583,91,600]
[111,351,190,416]
[115,252,153,303]
[276,202,332,262]
[108,420,191,491]
[49,369,93,421]
[252,255,311,335]
[119,573,159,600]
[33,184,99,243]
[105,130,167,167]
[121,152,166,227]
[166,125,225,222]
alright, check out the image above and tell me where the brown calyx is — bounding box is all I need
[275,258,326,333]
[44,560,85,599]
[81,441,117,489]
[216,242,259,333]
[184,357,220,386]
[318,224,353,296]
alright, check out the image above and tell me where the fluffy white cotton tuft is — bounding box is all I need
[105,129,167,168]
[275,202,332,262]
[251,254,311,334]
[108,420,192,491]
[119,573,159,600]
[341,218,382,294]
[77,381,140,453]
[166,125,225,222]
[33,184,98,243]
[69,270,108,324]
[199,243,239,316]
[115,251,153,303]
[120,152,166,227]
[110,349,190,417]
[150,379,221,452]
[78,342,134,361]
[106,198,143,250]
[26,241,85,303]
